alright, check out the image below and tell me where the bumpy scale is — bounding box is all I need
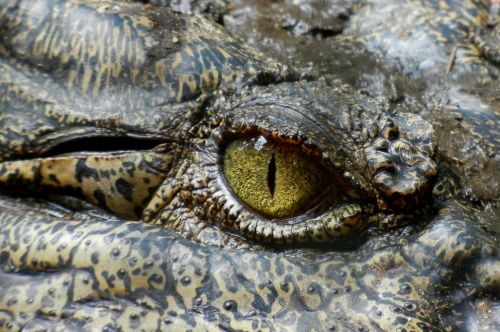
[0,0,498,331]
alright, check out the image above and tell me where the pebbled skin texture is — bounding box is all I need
[0,0,498,331]
[472,18,500,66]
[0,196,498,331]
[343,0,492,73]
[0,0,297,160]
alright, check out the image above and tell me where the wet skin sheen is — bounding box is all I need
[0,1,499,331]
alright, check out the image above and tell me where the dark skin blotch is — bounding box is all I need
[122,161,136,177]
[75,159,99,182]
[48,174,60,184]
[115,178,134,202]
[93,189,107,208]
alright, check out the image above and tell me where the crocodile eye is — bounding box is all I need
[223,136,329,218]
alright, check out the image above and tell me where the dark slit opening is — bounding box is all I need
[40,136,165,157]
[267,153,276,197]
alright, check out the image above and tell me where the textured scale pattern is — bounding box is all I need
[0,0,498,331]
[0,0,296,159]
[344,0,492,76]
[0,197,498,331]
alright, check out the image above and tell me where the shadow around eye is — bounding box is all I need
[40,135,166,157]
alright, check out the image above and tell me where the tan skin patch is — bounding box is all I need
[0,151,173,219]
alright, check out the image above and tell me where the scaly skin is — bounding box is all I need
[344,0,492,73]
[0,0,498,331]
[471,18,500,66]
[0,195,498,331]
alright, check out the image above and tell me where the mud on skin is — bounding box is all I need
[223,0,500,215]
[0,0,499,331]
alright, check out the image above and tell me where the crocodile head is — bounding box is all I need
[0,1,498,331]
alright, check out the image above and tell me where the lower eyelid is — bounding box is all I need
[205,178,376,244]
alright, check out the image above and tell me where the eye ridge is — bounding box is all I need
[267,153,276,198]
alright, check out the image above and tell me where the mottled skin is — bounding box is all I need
[344,0,491,72]
[0,1,498,332]
[471,16,500,66]
[1,195,498,331]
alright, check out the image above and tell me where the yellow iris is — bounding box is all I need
[223,136,329,219]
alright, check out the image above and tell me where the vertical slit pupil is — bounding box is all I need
[268,153,276,197]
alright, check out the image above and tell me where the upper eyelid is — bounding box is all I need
[212,118,372,205]
[231,98,330,135]
[212,101,369,171]
[215,102,333,149]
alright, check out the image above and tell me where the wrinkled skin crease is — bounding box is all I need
[0,195,498,331]
[0,1,499,332]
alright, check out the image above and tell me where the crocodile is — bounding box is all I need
[0,0,498,331]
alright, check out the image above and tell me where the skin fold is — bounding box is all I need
[0,0,498,331]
